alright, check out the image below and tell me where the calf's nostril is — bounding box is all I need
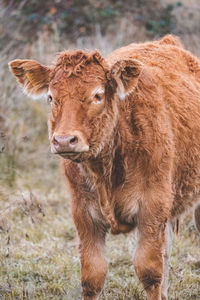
[53,136,59,146]
[69,136,78,145]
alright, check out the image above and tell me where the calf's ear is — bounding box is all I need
[110,59,143,100]
[9,59,51,97]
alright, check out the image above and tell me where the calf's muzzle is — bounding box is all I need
[52,132,89,154]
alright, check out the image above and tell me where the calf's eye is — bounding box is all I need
[93,93,103,104]
[47,95,53,104]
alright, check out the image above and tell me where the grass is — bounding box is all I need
[0,166,200,299]
[1,2,200,297]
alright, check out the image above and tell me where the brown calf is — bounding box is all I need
[9,35,200,300]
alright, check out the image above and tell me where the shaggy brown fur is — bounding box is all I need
[9,34,200,300]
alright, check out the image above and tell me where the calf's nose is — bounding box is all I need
[52,132,89,153]
[53,135,78,153]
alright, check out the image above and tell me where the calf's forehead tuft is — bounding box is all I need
[51,49,108,79]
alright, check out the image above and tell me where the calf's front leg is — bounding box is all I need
[134,193,171,300]
[79,239,107,300]
[65,162,108,299]
[134,234,164,300]
[71,200,108,300]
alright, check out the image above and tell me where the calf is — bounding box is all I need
[9,34,200,300]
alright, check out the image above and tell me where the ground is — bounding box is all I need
[0,149,200,299]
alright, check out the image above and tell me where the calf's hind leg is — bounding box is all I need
[194,204,200,232]
[161,223,173,300]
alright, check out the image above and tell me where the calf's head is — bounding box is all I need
[9,50,142,161]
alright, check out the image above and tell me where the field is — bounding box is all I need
[1,0,200,299]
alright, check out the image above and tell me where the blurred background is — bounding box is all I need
[0,1,200,299]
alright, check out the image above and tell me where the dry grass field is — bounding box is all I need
[0,1,200,299]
